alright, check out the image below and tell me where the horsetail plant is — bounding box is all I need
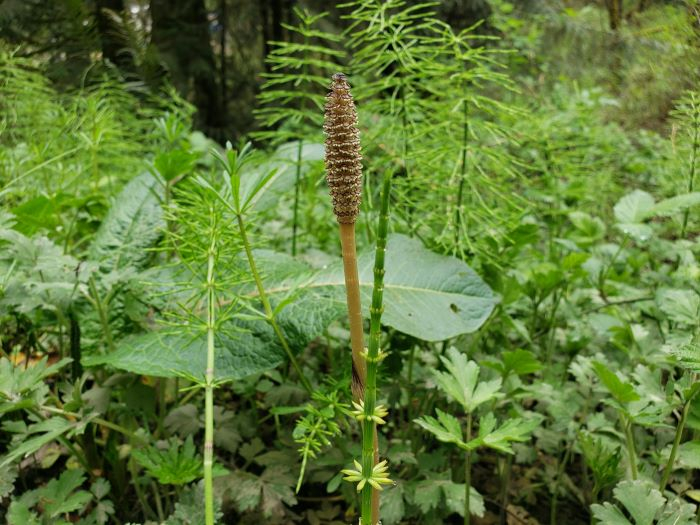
[160,184,245,525]
[254,7,344,256]
[196,143,313,394]
[324,73,366,401]
[671,90,700,239]
[325,73,393,524]
[202,208,220,525]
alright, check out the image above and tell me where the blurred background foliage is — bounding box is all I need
[3,1,700,524]
[3,0,697,141]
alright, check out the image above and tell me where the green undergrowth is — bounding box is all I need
[1,2,700,524]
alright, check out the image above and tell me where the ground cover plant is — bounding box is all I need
[1,1,700,524]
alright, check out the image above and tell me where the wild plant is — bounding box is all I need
[578,432,623,507]
[197,143,313,394]
[341,1,523,261]
[325,72,395,524]
[415,347,539,525]
[0,49,174,208]
[254,7,344,256]
[160,184,244,525]
[670,90,700,238]
[424,23,524,260]
[291,389,350,493]
[341,0,444,237]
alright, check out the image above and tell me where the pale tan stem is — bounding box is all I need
[339,222,366,400]
[339,222,379,523]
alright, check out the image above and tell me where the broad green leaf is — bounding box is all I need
[132,436,201,485]
[7,501,40,525]
[225,467,296,518]
[656,288,699,325]
[434,347,502,412]
[671,342,700,372]
[477,415,539,454]
[593,362,640,404]
[677,441,700,469]
[442,480,485,518]
[380,484,405,525]
[0,417,75,468]
[153,149,199,182]
[657,498,697,525]
[614,190,655,224]
[166,483,223,525]
[615,480,665,525]
[0,463,17,498]
[414,409,465,447]
[247,141,324,213]
[593,480,667,525]
[0,357,72,414]
[409,474,485,518]
[83,322,285,380]
[651,192,700,217]
[10,193,77,235]
[569,211,606,245]
[615,223,653,242]
[499,349,542,377]
[88,172,164,271]
[263,234,498,341]
[0,229,82,313]
[39,469,92,518]
[410,480,442,513]
[591,504,632,525]
[628,365,671,426]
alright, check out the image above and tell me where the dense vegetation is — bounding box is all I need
[2,1,700,524]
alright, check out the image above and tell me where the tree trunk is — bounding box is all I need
[95,0,132,70]
[150,0,225,137]
[220,0,227,111]
[604,0,623,31]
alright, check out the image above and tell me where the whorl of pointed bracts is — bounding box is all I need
[324,73,363,224]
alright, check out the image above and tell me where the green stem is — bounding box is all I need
[87,276,114,353]
[292,139,303,256]
[455,91,469,251]
[397,78,414,236]
[235,214,313,393]
[622,414,638,480]
[129,456,156,521]
[499,454,513,525]
[598,235,628,302]
[360,169,393,525]
[296,416,323,493]
[465,413,472,525]
[681,104,699,239]
[405,344,416,435]
[27,407,90,471]
[659,387,698,491]
[39,405,145,443]
[151,481,165,522]
[550,443,573,525]
[204,229,217,525]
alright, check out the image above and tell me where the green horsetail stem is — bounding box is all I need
[203,215,217,525]
[360,169,393,524]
